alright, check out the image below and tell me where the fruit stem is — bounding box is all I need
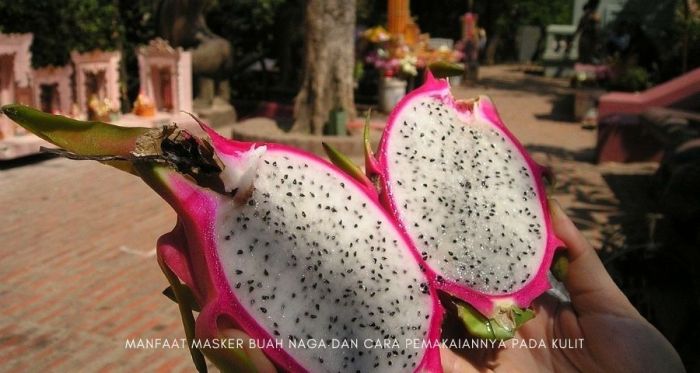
[427,61,465,78]
[455,301,535,341]
[2,105,229,194]
[551,250,569,282]
[158,258,208,373]
[1,104,150,156]
[322,142,377,195]
[362,111,382,182]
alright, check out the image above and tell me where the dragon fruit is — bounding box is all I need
[364,73,564,337]
[1,105,443,372]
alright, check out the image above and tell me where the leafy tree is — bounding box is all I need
[0,0,122,68]
[202,0,288,99]
[206,0,284,64]
[117,0,157,106]
[614,0,700,81]
[357,0,386,27]
[0,1,160,108]
[478,0,572,63]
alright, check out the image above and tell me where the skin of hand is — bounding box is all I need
[220,200,685,373]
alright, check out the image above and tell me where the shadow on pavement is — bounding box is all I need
[0,153,55,170]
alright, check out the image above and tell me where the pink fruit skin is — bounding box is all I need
[372,72,565,317]
[153,125,444,372]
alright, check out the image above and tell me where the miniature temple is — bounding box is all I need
[0,33,33,140]
[71,50,121,118]
[0,33,33,106]
[0,38,197,159]
[32,65,73,114]
[136,38,192,114]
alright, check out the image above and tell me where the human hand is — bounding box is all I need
[440,200,685,373]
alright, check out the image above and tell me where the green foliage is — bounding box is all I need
[0,0,157,107]
[206,0,285,64]
[205,0,290,99]
[612,0,700,82]
[661,0,700,78]
[0,0,122,68]
[410,0,470,39]
[610,65,650,92]
[409,0,571,62]
[679,10,700,71]
[357,0,385,26]
[117,0,157,105]
[488,0,572,62]
[510,0,572,27]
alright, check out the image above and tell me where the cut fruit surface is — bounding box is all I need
[1,105,444,373]
[206,143,442,372]
[372,74,563,318]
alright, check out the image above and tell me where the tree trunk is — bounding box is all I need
[292,0,356,135]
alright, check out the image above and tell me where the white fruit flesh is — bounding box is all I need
[216,149,434,372]
[385,96,546,295]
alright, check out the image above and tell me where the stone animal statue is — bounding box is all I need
[157,0,233,109]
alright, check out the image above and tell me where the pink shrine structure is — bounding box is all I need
[32,65,73,114]
[0,38,198,159]
[0,33,33,140]
[136,38,192,114]
[71,50,121,116]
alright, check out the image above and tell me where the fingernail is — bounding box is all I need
[548,198,563,216]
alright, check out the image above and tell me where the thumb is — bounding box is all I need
[549,199,641,319]
[439,347,480,373]
[219,329,277,373]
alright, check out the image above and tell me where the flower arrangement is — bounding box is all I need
[362,26,391,44]
[87,95,119,122]
[365,47,418,78]
[361,26,463,79]
[417,45,464,67]
[361,26,418,78]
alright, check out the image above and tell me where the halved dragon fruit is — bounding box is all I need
[365,73,564,336]
[2,106,443,372]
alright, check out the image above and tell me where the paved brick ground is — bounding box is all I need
[0,158,192,372]
[454,65,595,150]
[0,65,654,372]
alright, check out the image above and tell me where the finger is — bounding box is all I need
[220,329,278,373]
[549,199,641,318]
[440,346,479,373]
